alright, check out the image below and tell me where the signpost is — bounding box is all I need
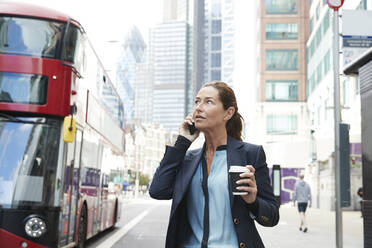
[327,1,344,247]
[342,10,372,67]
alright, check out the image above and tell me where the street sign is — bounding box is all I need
[327,0,344,11]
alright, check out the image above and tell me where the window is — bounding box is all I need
[316,3,320,20]
[324,99,329,120]
[211,70,221,80]
[315,28,322,48]
[266,23,298,40]
[62,25,83,63]
[0,118,61,207]
[267,115,297,134]
[266,49,298,70]
[0,72,48,105]
[211,53,221,67]
[266,80,298,101]
[310,40,315,59]
[212,20,222,34]
[0,17,64,58]
[211,37,221,51]
[316,62,323,83]
[323,49,331,74]
[266,0,298,14]
[308,72,316,96]
[310,17,314,34]
[322,10,330,34]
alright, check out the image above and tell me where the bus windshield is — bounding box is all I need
[0,16,64,58]
[0,116,61,208]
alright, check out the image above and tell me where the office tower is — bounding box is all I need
[116,26,146,122]
[149,0,194,131]
[254,0,310,204]
[190,0,236,91]
[135,62,153,123]
[150,21,188,131]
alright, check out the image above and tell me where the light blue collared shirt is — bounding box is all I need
[183,149,238,248]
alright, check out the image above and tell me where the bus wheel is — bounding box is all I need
[111,201,118,228]
[77,206,87,248]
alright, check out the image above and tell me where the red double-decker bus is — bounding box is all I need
[0,2,125,248]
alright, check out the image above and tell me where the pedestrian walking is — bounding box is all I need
[357,187,363,217]
[149,81,279,248]
[293,174,312,233]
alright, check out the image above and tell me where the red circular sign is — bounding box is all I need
[327,0,344,11]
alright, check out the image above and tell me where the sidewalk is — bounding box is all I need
[257,204,363,248]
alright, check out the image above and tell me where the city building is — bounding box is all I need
[305,0,364,210]
[254,0,310,204]
[192,0,236,91]
[150,21,188,131]
[150,0,194,131]
[124,122,166,180]
[203,0,235,87]
[135,62,153,123]
[116,26,146,122]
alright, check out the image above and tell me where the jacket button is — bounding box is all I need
[233,218,239,224]
[239,242,245,248]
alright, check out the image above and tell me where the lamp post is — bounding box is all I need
[326,1,344,247]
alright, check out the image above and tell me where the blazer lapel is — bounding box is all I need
[226,136,246,208]
[171,145,205,218]
[181,146,204,193]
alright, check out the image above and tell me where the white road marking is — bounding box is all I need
[96,206,155,248]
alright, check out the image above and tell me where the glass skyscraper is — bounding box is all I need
[151,21,188,131]
[116,26,146,122]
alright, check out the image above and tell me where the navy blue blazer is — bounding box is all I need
[149,136,279,248]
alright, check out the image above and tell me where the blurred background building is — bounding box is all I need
[116,26,146,122]
[305,0,364,210]
[253,0,311,204]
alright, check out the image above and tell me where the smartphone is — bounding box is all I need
[188,123,197,135]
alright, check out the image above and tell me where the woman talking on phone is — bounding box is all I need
[149,81,279,248]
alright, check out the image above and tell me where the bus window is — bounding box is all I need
[0,17,64,58]
[0,72,48,105]
[62,25,83,65]
[0,117,61,208]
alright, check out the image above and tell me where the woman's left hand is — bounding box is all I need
[236,165,257,204]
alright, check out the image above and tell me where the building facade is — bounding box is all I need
[135,62,153,123]
[305,0,365,210]
[149,0,195,131]
[116,26,146,122]
[150,21,188,131]
[254,0,310,204]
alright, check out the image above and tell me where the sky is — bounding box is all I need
[11,0,164,64]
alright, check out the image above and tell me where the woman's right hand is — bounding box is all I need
[179,114,200,142]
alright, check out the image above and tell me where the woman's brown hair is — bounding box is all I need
[202,81,244,141]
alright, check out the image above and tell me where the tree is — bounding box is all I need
[139,173,150,186]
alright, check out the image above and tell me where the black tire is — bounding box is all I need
[112,201,118,228]
[76,205,87,248]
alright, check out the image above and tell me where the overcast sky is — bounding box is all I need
[12,0,163,61]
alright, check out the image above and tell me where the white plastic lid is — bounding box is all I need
[229,165,249,173]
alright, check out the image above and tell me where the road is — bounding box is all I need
[86,194,363,248]
[86,195,170,248]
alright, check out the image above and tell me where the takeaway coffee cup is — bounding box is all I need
[229,166,249,195]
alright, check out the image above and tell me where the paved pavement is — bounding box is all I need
[92,195,364,248]
[257,203,363,248]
